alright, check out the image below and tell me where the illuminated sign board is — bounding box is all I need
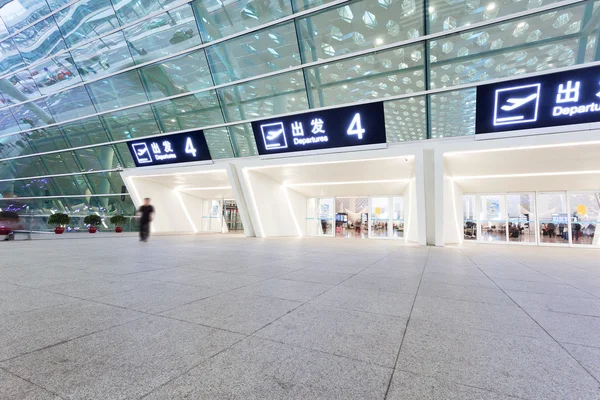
[251,102,387,155]
[127,130,211,167]
[476,66,600,134]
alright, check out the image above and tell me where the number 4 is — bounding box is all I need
[347,113,365,140]
[185,137,197,157]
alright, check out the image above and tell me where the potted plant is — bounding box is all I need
[84,215,102,233]
[0,211,19,235]
[109,215,127,233]
[48,213,70,234]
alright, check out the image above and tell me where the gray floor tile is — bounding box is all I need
[411,296,545,338]
[0,369,61,400]
[0,281,23,293]
[387,370,516,400]
[396,319,600,399]
[39,275,156,300]
[277,269,353,285]
[128,266,212,284]
[234,278,333,302]
[176,272,267,290]
[225,265,302,278]
[305,262,371,274]
[0,288,77,316]
[478,265,561,283]
[142,337,392,400]
[492,279,596,298]
[340,274,421,294]
[163,291,301,334]
[527,309,600,347]
[418,281,514,306]
[310,285,416,317]
[563,343,600,382]
[421,272,498,288]
[0,301,143,361]
[92,282,221,313]
[255,304,406,367]
[507,290,600,317]
[1,316,243,400]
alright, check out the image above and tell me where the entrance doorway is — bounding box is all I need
[335,197,368,239]
[223,200,244,233]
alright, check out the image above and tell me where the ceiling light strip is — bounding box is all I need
[176,186,232,191]
[453,170,600,179]
[286,179,410,187]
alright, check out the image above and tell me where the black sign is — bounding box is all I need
[476,65,600,134]
[251,102,386,155]
[126,130,211,167]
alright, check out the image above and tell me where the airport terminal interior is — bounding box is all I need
[2,0,600,398]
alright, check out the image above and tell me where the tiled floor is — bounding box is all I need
[1,235,600,399]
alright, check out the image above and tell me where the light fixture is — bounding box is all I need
[486,3,496,10]
[517,22,526,28]
[428,6,434,12]
[355,64,361,68]
[375,37,384,45]
[452,170,600,180]
[285,179,410,187]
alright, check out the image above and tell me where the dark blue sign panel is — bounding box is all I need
[476,66,600,134]
[251,102,386,155]
[127,130,211,167]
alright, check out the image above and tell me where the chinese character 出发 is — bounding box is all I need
[291,121,304,136]
[163,141,173,152]
[151,142,161,154]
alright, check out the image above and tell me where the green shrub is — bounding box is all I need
[109,215,127,227]
[48,213,70,227]
[83,214,102,226]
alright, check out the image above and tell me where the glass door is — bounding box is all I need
[479,194,507,242]
[537,192,568,245]
[369,197,390,238]
[463,195,477,241]
[392,196,404,238]
[317,197,334,237]
[507,193,536,244]
[568,192,600,246]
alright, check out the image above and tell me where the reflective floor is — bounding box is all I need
[1,236,600,399]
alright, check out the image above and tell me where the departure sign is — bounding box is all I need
[251,102,386,155]
[476,65,600,134]
[126,130,211,167]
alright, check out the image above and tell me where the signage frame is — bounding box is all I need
[126,130,212,167]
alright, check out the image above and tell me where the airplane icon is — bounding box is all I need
[131,142,152,163]
[500,93,538,111]
[137,147,148,156]
[260,122,287,150]
[266,128,284,140]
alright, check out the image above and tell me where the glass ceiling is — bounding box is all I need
[0,0,599,203]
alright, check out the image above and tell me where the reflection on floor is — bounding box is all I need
[2,236,600,399]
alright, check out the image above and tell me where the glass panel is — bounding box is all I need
[13,18,68,66]
[463,194,476,241]
[73,146,122,171]
[0,156,46,182]
[69,31,135,81]
[429,3,587,88]
[317,197,334,235]
[0,109,22,136]
[114,142,136,168]
[538,192,568,244]
[101,104,160,140]
[31,56,83,97]
[3,68,43,102]
[428,0,566,34]
[385,96,426,142]
[0,38,27,75]
[430,88,476,138]
[193,0,292,42]
[392,196,404,238]
[45,85,96,122]
[370,196,390,238]
[568,192,600,245]
[152,91,224,132]
[206,22,301,85]
[86,70,148,112]
[306,44,425,108]
[5,175,88,197]
[507,193,536,243]
[123,4,202,65]
[11,99,56,130]
[112,0,182,25]
[228,123,258,157]
[0,133,34,160]
[479,194,506,242]
[55,0,120,48]
[218,70,308,122]
[86,171,125,194]
[291,0,335,12]
[0,1,52,34]
[25,126,68,153]
[297,0,423,62]
[61,116,111,146]
[204,127,234,159]
[139,50,213,101]
[38,151,80,174]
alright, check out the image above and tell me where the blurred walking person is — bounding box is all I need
[137,198,154,242]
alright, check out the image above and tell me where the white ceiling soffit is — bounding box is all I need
[136,170,231,190]
[455,172,600,193]
[287,181,409,197]
[178,187,234,199]
[252,157,414,186]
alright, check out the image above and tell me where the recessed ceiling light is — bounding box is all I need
[486,3,496,10]
[375,38,384,45]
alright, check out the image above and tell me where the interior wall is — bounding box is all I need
[245,170,306,237]
[129,178,195,233]
[177,191,205,233]
[286,187,307,236]
[404,178,419,243]
[306,198,317,236]
[443,176,463,245]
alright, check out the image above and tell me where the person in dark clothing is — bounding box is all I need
[137,198,154,242]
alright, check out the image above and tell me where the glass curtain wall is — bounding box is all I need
[1,0,600,217]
